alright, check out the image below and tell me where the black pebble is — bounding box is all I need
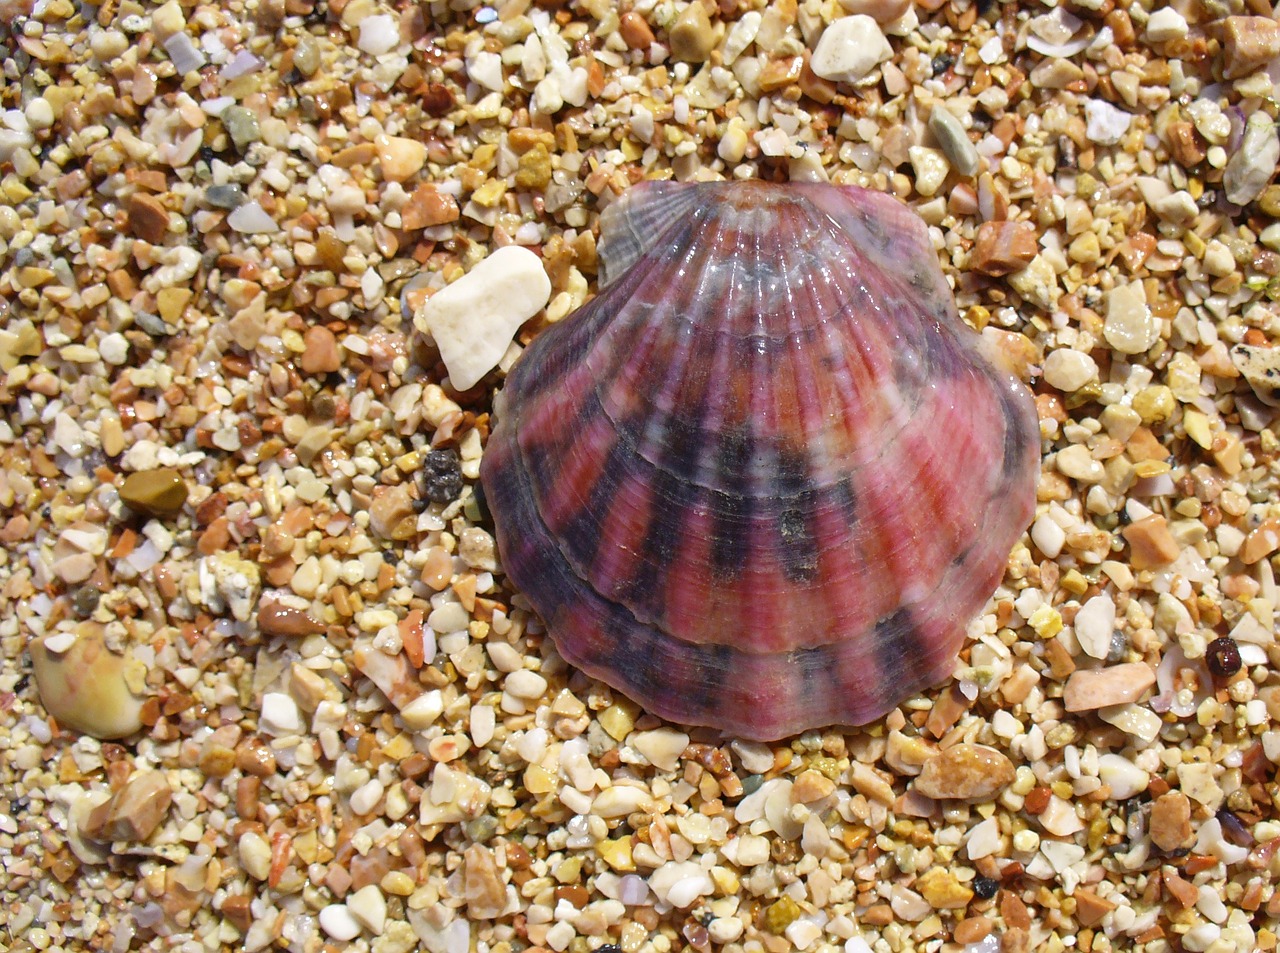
[972,876,999,900]
[422,448,464,503]
[1205,637,1242,677]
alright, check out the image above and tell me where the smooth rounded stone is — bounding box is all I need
[1222,16,1280,80]
[914,744,1014,801]
[1104,282,1157,355]
[260,692,302,735]
[632,727,690,772]
[464,844,507,918]
[1030,513,1066,559]
[257,601,324,637]
[206,183,246,209]
[1055,444,1104,484]
[1098,753,1149,799]
[293,34,321,75]
[810,15,892,84]
[357,13,400,55]
[928,106,979,177]
[347,884,387,934]
[1042,348,1098,391]
[221,106,260,152]
[414,245,551,391]
[504,669,548,700]
[319,904,362,941]
[908,147,949,197]
[227,200,278,233]
[1063,662,1156,711]
[30,627,145,739]
[120,467,188,518]
[299,325,341,374]
[592,785,655,818]
[1073,593,1116,660]
[649,861,713,908]
[1225,112,1280,205]
[1149,791,1194,851]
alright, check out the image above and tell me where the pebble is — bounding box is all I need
[300,326,341,374]
[376,134,427,183]
[347,884,387,934]
[1097,753,1148,799]
[669,1,716,63]
[838,0,910,24]
[357,13,400,55]
[619,12,655,50]
[1222,16,1280,79]
[1073,593,1116,660]
[257,602,325,637]
[1042,348,1098,392]
[914,868,973,909]
[1224,111,1280,206]
[227,200,278,233]
[422,448,464,503]
[633,727,690,772]
[1104,282,1157,354]
[914,744,1014,801]
[1055,445,1104,484]
[504,669,547,700]
[810,16,892,84]
[1149,791,1194,851]
[1230,343,1280,406]
[970,221,1037,276]
[120,467,188,518]
[414,245,552,391]
[82,771,172,842]
[221,105,260,152]
[928,106,979,177]
[1144,7,1187,42]
[126,193,170,244]
[1063,662,1156,711]
[31,628,144,740]
[401,184,460,230]
[260,692,302,734]
[907,147,949,197]
[1084,99,1131,146]
[1121,514,1180,570]
[319,904,362,941]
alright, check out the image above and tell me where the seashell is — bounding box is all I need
[480,182,1038,741]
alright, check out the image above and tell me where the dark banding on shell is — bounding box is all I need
[481,181,1039,741]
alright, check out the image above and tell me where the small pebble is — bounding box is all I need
[810,16,892,84]
[1205,637,1242,677]
[82,771,172,842]
[422,448,464,503]
[1104,282,1157,355]
[1063,662,1156,711]
[300,326,341,374]
[1084,99,1132,146]
[414,245,552,391]
[221,105,260,152]
[1222,16,1280,79]
[30,630,145,740]
[928,106,979,177]
[1224,111,1280,206]
[668,1,716,63]
[970,221,1037,276]
[357,13,400,55]
[1144,7,1187,42]
[1149,791,1194,852]
[914,744,1014,801]
[1073,593,1115,660]
[319,905,362,941]
[1042,348,1098,391]
[120,467,189,518]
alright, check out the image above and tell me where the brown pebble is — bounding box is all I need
[970,221,1038,276]
[1163,869,1199,908]
[1000,891,1033,930]
[914,743,1015,801]
[1121,514,1179,569]
[953,916,992,945]
[1149,790,1194,852]
[1001,926,1031,953]
[1239,517,1280,565]
[554,884,589,909]
[300,326,341,374]
[1073,887,1117,927]
[222,894,253,933]
[619,11,655,49]
[83,771,172,842]
[257,601,324,637]
[1063,662,1156,712]
[668,0,716,62]
[402,183,460,230]
[119,468,189,518]
[1023,786,1051,815]
[126,193,170,244]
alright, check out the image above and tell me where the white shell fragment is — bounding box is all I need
[415,246,552,391]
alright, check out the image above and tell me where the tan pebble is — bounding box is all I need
[514,143,553,191]
[119,468,188,518]
[368,484,418,541]
[914,867,973,909]
[300,326,341,374]
[1001,926,1031,953]
[1063,662,1156,712]
[126,193,170,244]
[30,627,145,740]
[669,1,716,62]
[970,221,1037,276]
[1163,869,1199,908]
[1240,517,1280,565]
[83,770,172,842]
[1148,791,1193,852]
[376,134,427,183]
[914,744,1014,801]
[838,0,910,24]
[421,546,454,590]
[1222,16,1280,79]
[257,601,324,637]
[791,768,836,804]
[953,916,992,945]
[1121,514,1179,569]
[1072,887,1117,927]
[619,11,655,48]
[464,844,507,918]
[847,761,897,805]
[401,183,459,230]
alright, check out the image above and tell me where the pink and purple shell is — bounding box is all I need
[480,181,1038,741]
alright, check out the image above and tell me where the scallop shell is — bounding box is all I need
[480,182,1038,741]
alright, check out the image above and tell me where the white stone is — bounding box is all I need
[1042,348,1098,391]
[1084,99,1132,145]
[1105,282,1157,355]
[1074,593,1116,660]
[907,147,950,197]
[810,16,892,84]
[786,919,824,950]
[357,14,400,56]
[504,669,548,700]
[260,692,301,735]
[319,904,362,941]
[1031,513,1066,559]
[1055,444,1104,484]
[1099,703,1162,743]
[415,246,551,391]
[1098,753,1149,799]
[400,689,444,730]
[1145,7,1187,42]
[347,884,387,934]
[633,727,690,771]
[227,200,278,233]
